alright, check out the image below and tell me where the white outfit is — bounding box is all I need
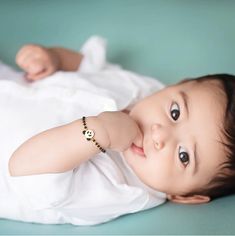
[0,36,166,225]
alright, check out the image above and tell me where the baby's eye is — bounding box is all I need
[170,102,180,121]
[178,146,190,167]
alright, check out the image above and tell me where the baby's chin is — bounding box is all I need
[121,147,132,164]
[122,143,146,167]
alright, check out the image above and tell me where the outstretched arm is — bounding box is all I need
[9,116,110,176]
[16,44,83,81]
[8,111,141,177]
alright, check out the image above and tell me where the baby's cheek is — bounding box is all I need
[122,148,146,173]
[146,154,174,185]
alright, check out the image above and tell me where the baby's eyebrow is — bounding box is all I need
[179,90,189,119]
[193,142,200,175]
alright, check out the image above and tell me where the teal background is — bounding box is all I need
[0,0,235,234]
[1,0,235,85]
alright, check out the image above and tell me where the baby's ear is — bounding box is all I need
[167,194,211,204]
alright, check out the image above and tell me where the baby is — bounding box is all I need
[3,37,235,225]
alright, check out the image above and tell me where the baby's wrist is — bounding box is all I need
[96,113,112,149]
[48,48,61,71]
[88,116,111,150]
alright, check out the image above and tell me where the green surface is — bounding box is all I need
[0,0,235,234]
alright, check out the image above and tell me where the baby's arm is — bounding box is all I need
[16,44,83,81]
[9,111,141,176]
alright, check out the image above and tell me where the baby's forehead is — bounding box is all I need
[177,79,227,168]
[179,79,226,122]
[171,79,225,103]
[177,78,224,93]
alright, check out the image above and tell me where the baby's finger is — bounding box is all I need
[129,121,143,149]
[26,69,51,81]
[16,47,36,67]
[17,55,37,72]
[27,62,45,74]
[24,74,34,82]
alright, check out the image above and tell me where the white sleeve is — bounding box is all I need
[79,36,107,73]
[9,170,74,210]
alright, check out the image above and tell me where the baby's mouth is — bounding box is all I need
[130,143,146,157]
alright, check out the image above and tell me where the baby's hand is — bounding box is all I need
[16,44,60,81]
[97,111,142,152]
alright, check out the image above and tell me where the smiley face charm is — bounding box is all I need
[83,129,95,140]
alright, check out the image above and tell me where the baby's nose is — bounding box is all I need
[154,140,164,150]
[151,124,165,150]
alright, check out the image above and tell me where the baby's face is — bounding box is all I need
[122,80,227,196]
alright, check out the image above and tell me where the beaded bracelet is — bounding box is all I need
[82,116,106,153]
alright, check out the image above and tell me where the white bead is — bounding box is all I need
[84,129,95,139]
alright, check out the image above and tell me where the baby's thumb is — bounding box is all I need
[133,123,144,147]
